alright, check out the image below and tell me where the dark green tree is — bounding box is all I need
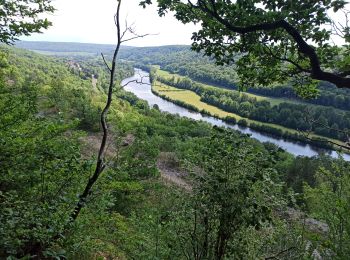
[0,0,54,44]
[169,130,285,259]
[305,159,350,258]
[141,0,350,90]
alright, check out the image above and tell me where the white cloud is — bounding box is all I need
[20,0,199,47]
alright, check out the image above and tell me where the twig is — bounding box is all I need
[121,33,156,43]
[101,53,111,72]
[70,0,123,222]
[121,75,150,88]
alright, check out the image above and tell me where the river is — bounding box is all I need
[123,69,350,160]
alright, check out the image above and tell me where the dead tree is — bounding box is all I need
[70,0,150,222]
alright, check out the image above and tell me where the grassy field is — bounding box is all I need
[152,80,346,148]
[153,82,243,119]
[32,50,96,56]
[153,81,296,130]
[156,69,303,107]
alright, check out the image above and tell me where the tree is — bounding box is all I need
[0,47,91,257]
[169,130,285,259]
[140,0,350,90]
[70,0,150,222]
[0,0,54,44]
[305,159,350,258]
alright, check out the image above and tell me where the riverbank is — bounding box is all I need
[124,69,350,159]
[153,69,350,143]
[155,69,303,107]
[151,80,344,151]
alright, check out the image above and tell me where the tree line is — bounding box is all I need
[118,43,350,111]
[154,71,350,142]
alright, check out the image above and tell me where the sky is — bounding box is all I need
[20,0,198,47]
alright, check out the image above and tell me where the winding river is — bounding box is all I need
[123,69,350,160]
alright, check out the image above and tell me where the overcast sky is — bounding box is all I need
[20,0,198,46]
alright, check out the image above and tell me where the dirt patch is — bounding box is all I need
[92,75,98,90]
[279,207,329,235]
[79,132,135,160]
[157,152,192,191]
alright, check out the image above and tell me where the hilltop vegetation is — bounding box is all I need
[1,0,350,257]
[1,44,350,259]
[15,41,134,55]
[17,41,350,110]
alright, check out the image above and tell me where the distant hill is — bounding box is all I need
[14,41,191,56]
[15,41,135,55]
[15,41,350,112]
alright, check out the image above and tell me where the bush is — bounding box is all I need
[238,119,248,127]
[225,116,237,124]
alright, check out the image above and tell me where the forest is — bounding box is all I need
[2,0,350,259]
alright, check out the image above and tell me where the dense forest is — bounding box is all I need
[2,0,350,259]
[1,41,349,260]
[17,41,350,110]
[116,45,350,110]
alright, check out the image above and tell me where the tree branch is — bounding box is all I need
[121,75,150,88]
[121,33,155,43]
[263,44,311,74]
[70,0,123,222]
[69,0,153,223]
[101,53,112,72]
[191,0,350,88]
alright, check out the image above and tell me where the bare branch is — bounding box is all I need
[300,131,350,151]
[296,112,350,151]
[70,0,123,222]
[121,33,156,43]
[69,0,152,223]
[121,76,150,88]
[101,53,112,72]
[120,17,131,40]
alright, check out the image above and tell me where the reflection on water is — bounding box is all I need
[123,69,350,161]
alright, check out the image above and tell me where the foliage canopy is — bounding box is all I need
[141,0,350,90]
[0,0,54,44]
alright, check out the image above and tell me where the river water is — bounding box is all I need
[123,69,350,160]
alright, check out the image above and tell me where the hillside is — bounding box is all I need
[2,44,350,259]
[17,41,350,111]
[0,45,284,258]
[4,0,350,256]
[15,40,134,55]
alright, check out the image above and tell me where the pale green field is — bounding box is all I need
[153,80,346,147]
[153,81,298,132]
[32,50,96,56]
[154,82,243,120]
[242,91,298,106]
[156,69,302,107]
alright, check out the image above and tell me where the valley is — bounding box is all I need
[125,69,350,159]
[2,0,350,258]
[2,38,350,258]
